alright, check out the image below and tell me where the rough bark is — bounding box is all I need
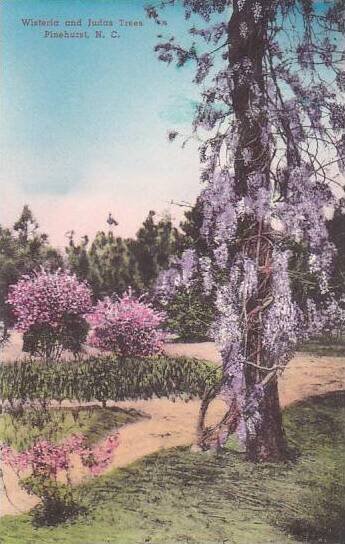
[196,385,240,451]
[228,0,288,462]
[245,376,287,462]
[194,1,288,461]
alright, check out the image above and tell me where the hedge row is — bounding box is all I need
[0,356,221,403]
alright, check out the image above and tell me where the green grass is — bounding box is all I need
[1,391,344,544]
[298,336,345,356]
[0,405,143,451]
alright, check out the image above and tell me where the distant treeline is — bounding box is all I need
[1,201,345,341]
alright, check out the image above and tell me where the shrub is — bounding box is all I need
[1,433,119,525]
[87,291,166,356]
[21,476,80,526]
[163,286,215,341]
[7,269,92,360]
[0,356,221,404]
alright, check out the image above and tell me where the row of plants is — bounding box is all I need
[0,356,221,404]
[0,353,219,527]
[0,405,141,452]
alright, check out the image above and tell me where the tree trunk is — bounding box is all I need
[245,377,287,462]
[196,385,240,451]
[226,1,288,461]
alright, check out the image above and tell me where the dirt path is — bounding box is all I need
[165,343,345,405]
[1,342,345,517]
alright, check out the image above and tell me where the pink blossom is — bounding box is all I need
[1,432,119,480]
[80,434,119,476]
[7,269,92,333]
[87,290,167,356]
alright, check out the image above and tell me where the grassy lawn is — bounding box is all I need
[298,336,345,356]
[0,406,143,451]
[0,391,344,544]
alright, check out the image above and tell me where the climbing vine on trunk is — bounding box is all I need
[151,0,345,461]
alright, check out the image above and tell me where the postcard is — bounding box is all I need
[1,1,344,543]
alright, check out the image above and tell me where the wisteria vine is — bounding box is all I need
[151,0,345,459]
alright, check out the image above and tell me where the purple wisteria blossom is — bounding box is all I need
[149,0,345,460]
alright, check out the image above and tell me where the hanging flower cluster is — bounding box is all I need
[155,249,198,302]
[150,0,345,451]
[87,290,167,356]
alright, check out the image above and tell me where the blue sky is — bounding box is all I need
[0,0,202,245]
[1,1,342,246]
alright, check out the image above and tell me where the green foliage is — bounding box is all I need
[164,286,215,341]
[21,475,82,526]
[0,206,62,332]
[22,316,89,360]
[0,356,221,404]
[154,201,217,341]
[287,240,319,304]
[64,235,90,282]
[327,203,345,295]
[130,210,181,290]
[66,211,181,297]
[286,206,345,307]
[0,392,343,543]
[66,231,133,299]
[177,198,210,257]
[299,335,345,356]
[58,315,90,357]
[88,232,134,298]
[0,406,140,452]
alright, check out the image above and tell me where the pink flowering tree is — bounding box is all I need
[7,269,93,361]
[1,433,119,524]
[150,1,345,461]
[87,290,166,357]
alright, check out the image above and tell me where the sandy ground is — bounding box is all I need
[1,334,345,517]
